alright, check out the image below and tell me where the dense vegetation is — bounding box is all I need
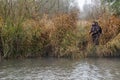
[0,0,120,59]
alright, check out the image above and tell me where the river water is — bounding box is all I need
[0,58,120,80]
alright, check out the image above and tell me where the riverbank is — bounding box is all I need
[0,12,120,59]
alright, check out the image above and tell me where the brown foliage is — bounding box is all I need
[98,14,120,44]
[21,12,78,58]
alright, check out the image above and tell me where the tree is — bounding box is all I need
[103,0,120,16]
[0,0,77,24]
[82,0,103,20]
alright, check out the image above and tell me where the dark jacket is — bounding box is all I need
[90,24,102,36]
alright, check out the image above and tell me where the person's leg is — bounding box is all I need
[95,34,100,45]
[92,35,96,45]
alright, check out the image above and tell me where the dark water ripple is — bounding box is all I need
[0,58,120,80]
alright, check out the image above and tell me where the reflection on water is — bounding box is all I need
[0,58,120,80]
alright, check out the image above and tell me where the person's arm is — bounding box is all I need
[89,31,92,34]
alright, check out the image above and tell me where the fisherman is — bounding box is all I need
[89,21,102,45]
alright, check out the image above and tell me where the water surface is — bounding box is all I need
[0,58,120,80]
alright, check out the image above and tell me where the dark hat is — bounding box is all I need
[92,21,98,25]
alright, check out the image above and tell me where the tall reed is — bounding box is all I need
[0,12,120,59]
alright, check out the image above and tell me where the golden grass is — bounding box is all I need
[98,14,120,44]
[0,12,120,59]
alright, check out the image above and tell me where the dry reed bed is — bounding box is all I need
[0,13,120,59]
[0,12,81,58]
